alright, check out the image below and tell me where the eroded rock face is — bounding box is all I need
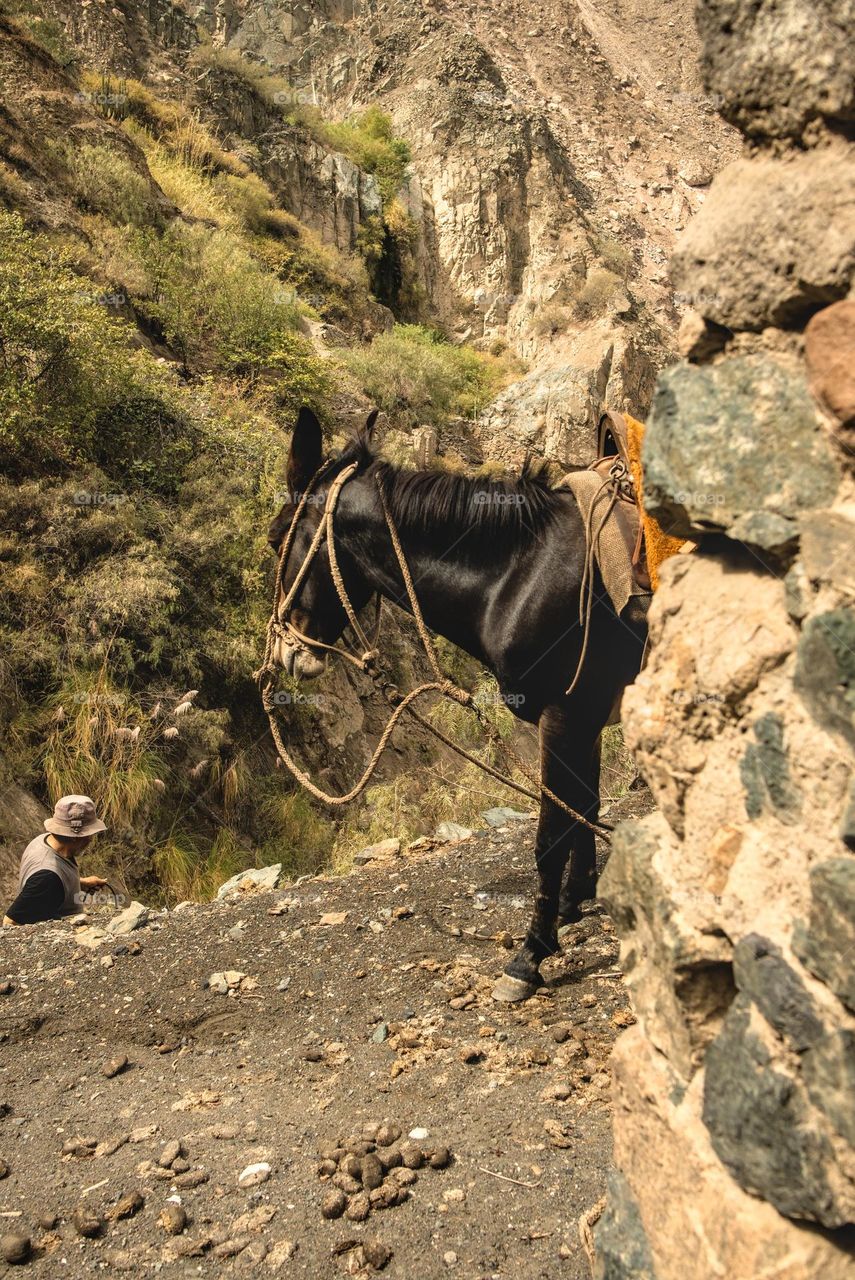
[601,2,855,1275]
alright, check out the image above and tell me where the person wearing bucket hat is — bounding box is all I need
[3,796,109,926]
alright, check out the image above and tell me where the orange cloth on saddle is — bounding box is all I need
[624,412,689,591]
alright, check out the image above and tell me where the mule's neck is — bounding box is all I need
[335,472,512,663]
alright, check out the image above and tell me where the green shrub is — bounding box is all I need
[572,267,622,320]
[318,106,411,205]
[340,323,506,425]
[0,211,162,470]
[67,144,161,227]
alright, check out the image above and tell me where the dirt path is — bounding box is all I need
[0,812,641,1278]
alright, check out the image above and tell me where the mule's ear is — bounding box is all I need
[357,408,379,450]
[287,406,323,494]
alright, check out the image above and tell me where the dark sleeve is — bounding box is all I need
[5,870,66,924]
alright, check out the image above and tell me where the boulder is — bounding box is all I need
[798,506,855,595]
[670,148,855,332]
[643,358,839,548]
[216,865,282,900]
[106,901,149,935]
[599,814,734,1078]
[806,300,855,464]
[593,1170,656,1280]
[353,838,401,865]
[696,0,855,140]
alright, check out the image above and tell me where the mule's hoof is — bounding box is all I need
[492,974,538,1003]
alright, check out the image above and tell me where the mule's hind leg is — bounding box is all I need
[494,706,596,1002]
[558,734,602,925]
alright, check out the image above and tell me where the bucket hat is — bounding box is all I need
[44,795,107,838]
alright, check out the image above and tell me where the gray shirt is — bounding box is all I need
[17,835,81,916]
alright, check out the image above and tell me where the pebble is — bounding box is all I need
[443,1187,466,1204]
[443,1250,459,1267]
[174,1169,209,1189]
[238,1162,271,1188]
[107,1190,145,1220]
[62,1136,97,1158]
[345,1192,370,1222]
[72,1206,103,1238]
[371,1023,389,1044]
[159,1203,188,1235]
[400,1143,424,1169]
[550,1024,571,1043]
[363,1240,393,1270]
[159,1139,185,1168]
[361,1154,384,1190]
[0,1159,9,1179]
[429,1145,451,1169]
[0,982,13,996]
[391,1166,417,1187]
[581,993,597,1007]
[408,1127,429,1141]
[1,1234,30,1265]
[321,1189,347,1219]
[459,1044,484,1064]
[37,1215,57,1231]
[376,1123,401,1147]
[303,1047,324,1062]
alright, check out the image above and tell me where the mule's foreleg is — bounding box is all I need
[494,707,598,1001]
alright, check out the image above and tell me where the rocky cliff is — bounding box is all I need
[54,0,738,465]
[597,1,855,1275]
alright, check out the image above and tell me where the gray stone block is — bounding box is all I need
[794,610,855,750]
[703,999,844,1226]
[594,1170,657,1280]
[643,359,838,546]
[794,857,855,1012]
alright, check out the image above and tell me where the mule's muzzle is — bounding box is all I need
[272,634,326,680]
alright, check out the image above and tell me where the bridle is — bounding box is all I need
[255,458,612,838]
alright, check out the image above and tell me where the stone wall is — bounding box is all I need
[596,2,855,1276]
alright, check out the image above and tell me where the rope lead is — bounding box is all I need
[258,460,612,842]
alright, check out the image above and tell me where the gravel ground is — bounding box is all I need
[0,808,643,1279]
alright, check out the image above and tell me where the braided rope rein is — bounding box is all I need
[256,461,611,840]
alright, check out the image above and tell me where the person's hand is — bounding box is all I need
[80,875,109,890]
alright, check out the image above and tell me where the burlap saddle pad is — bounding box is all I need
[556,410,691,617]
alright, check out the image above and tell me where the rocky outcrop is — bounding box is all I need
[598,1,855,1276]
[184,0,738,462]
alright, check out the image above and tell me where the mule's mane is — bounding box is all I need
[337,438,560,547]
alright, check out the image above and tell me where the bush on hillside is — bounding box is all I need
[340,324,506,425]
